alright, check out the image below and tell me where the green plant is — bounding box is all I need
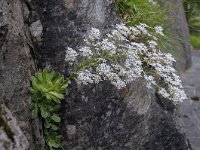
[30,69,68,150]
[116,0,166,27]
[190,34,200,48]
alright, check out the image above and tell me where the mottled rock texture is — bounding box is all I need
[0,0,190,149]
[0,104,29,150]
[30,0,188,149]
[157,0,191,72]
[0,0,44,149]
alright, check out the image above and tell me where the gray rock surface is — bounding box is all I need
[178,50,200,150]
[0,0,191,149]
[0,0,45,149]
[0,104,29,150]
[30,0,188,149]
[29,20,43,42]
[0,130,13,150]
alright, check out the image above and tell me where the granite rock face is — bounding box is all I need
[0,0,190,149]
[0,0,45,149]
[0,104,29,150]
[30,0,188,149]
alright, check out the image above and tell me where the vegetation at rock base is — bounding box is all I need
[190,34,200,48]
[30,69,68,150]
[184,0,200,48]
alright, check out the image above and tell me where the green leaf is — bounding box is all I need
[55,135,63,141]
[50,124,58,131]
[52,98,61,104]
[44,120,51,128]
[40,106,49,118]
[48,140,60,148]
[49,91,64,100]
[61,83,68,89]
[32,108,38,117]
[51,114,61,122]
[31,77,40,89]
[37,72,43,82]
[29,87,36,94]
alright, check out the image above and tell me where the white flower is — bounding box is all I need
[146,83,152,89]
[144,75,156,89]
[112,79,126,89]
[110,29,126,41]
[159,88,170,98]
[76,70,94,85]
[79,47,93,57]
[97,63,112,75]
[65,23,186,103]
[148,40,157,49]
[88,27,100,41]
[65,47,78,62]
[130,27,141,36]
[116,23,130,36]
[168,85,187,102]
[154,26,164,36]
[149,0,157,5]
[164,53,176,63]
[101,39,117,54]
[92,74,102,84]
[136,23,149,35]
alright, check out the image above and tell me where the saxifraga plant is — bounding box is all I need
[30,69,68,150]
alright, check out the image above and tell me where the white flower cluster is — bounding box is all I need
[65,23,186,103]
[149,0,157,5]
[154,26,164,36]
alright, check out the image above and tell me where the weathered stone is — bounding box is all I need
[0,0,191,149]
[0,104,29,150]
[28,0,189,149]
[0,0,45,149]
[0,130,13,150]
[29,20,43,41]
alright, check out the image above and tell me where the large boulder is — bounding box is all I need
[30,0,189,149]
[0,0,191,149]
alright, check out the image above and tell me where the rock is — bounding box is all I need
[0,104,29,150]
[29,0,189,149]
[179,50,200,150]
[0,0,45,149]
[29,20,43,41]
[0,0,190,149]
[156,0,191,72]
[0,130,13,150]
[66,125,76,139]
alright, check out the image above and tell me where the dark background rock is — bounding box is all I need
[156,0,191,72]
[0,0,191,149]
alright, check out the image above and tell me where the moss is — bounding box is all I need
[190,34,200,48]
[0,106,15,142]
